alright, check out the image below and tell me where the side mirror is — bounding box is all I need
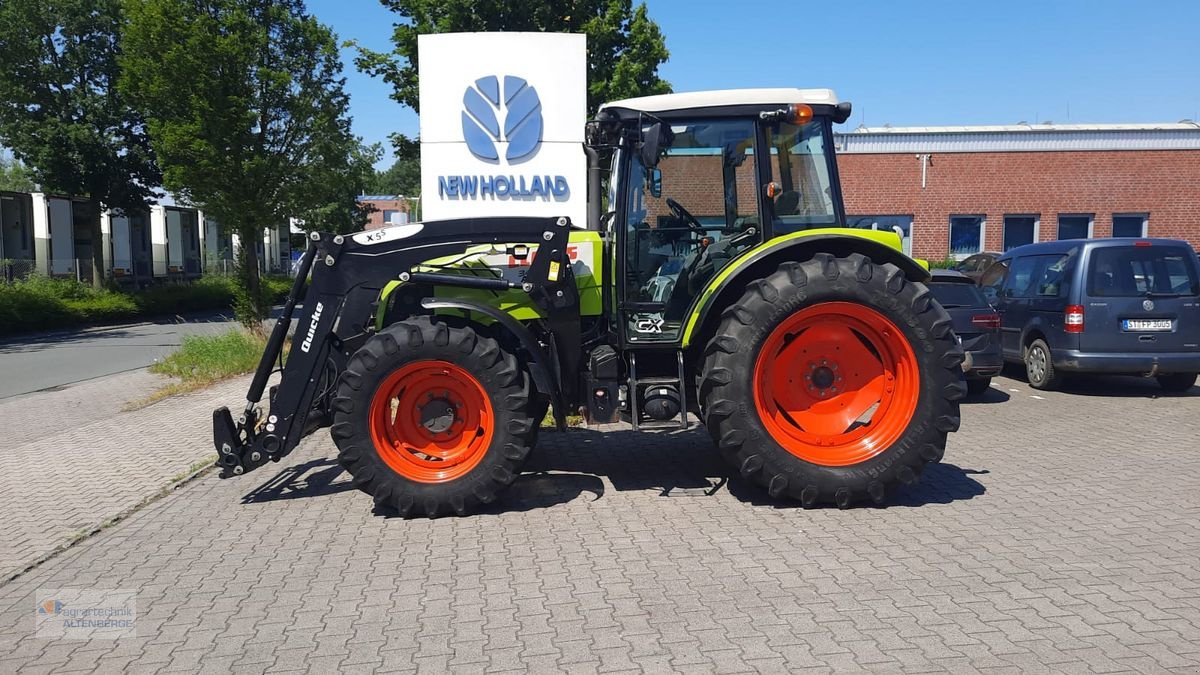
[647,168,662,198]
[639,122,669,168]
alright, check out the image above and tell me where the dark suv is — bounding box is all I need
[928,269,1002,395]
[979,238,1200,391]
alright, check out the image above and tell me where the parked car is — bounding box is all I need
[954,251,1001,282]
[979,238,1200,391]
[928,270,1003,395]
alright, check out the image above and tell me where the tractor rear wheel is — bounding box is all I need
[330,317,535,517]
[700,253,965,507]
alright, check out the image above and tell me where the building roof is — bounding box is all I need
[836,121,1200,153]
[602,88,839,114]
[358,195,410,201]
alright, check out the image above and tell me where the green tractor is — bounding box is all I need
[213,88,965,516]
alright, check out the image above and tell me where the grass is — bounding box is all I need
[540,408,586,429]
[0,274,292,336]
[125,329,271,410]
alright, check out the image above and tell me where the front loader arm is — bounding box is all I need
[213,216,580,478]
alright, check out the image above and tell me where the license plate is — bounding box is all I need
[1122,318,1173,332]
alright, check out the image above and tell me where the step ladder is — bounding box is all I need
[628,351,689,431]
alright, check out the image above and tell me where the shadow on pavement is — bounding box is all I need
[963,387,1010,404]
[241,457,354,503]
[241,427,987,513]
[1002,363,1197,398]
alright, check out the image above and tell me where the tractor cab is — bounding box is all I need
[590,89,853,344]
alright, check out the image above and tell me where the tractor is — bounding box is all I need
[213,88,966,517]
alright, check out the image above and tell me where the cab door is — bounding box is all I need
[618,118,762,345]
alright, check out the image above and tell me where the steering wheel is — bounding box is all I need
[666,197,706,234]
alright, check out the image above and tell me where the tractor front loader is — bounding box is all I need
[214,88,966,517]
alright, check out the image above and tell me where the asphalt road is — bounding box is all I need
[0,313,245,399]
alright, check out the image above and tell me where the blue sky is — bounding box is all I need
[307,0,1200,169]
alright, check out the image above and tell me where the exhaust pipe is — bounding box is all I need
[583,145,602,231]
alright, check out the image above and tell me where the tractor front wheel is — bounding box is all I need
[331,317,535,517]
[700,253,965,507]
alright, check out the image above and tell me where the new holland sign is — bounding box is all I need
[418,33,587,225]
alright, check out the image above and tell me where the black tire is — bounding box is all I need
[700,253,965,508]
[330,317,535,517]
[966,377,992,396]
[1157,372,1198,393]
[1024,338,1060,390]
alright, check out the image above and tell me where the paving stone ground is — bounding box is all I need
[0,371,1198,673]
[0,372,254,581]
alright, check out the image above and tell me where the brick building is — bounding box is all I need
[833,123,1200,260]
[357,195,412,230]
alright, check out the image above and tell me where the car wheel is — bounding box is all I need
[1024,339,1060,390]
[966,377,992,396]
[1156,373,1197,393]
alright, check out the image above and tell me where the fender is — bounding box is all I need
[419,297,564,427]
[681,229,931,348]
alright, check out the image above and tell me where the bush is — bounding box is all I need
[928,257,961,270]
[0,274,295,336]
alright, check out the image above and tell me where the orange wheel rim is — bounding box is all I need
[753,302,920,466]
[368,360,494,483]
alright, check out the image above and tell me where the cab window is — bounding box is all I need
[622,119,761,341]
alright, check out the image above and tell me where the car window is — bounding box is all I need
[1005,257,1039,298]
[1004,254,1069,298]
[979,260,1008,303]
[1087,246,1200,297]
[929,282,988,308]
[1032,254,1071,297]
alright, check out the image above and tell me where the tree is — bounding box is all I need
[0,153,36,192]
[121,0,363,325]
[369,155,421,197]
[0,0,161,287]
[357,0,671,117]
[293,141,381,235]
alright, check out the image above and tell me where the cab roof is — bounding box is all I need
[601,88,839,115]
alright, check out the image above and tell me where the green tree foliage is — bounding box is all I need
[0,154,36,192]
[0,0,161,287]
[293,141,382,235]
[369,155,420,197]
[357,0,671,116]
[121,0,363,325]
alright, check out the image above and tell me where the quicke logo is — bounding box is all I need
[462,75,543,163]
[300,302,324,353]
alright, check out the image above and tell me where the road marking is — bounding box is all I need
[1030,395,1046,400]
[1008,388,1020,392]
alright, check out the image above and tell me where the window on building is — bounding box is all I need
[949,215,985,259]
[1057,214,1092,240]
[1112,213,1148,238]
[846,215,913,255]
[382,209,407,225]
[1003,215,1038,251]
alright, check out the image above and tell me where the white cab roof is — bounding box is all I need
[602,88,839,114]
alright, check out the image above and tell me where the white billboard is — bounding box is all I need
[418,32,587,226]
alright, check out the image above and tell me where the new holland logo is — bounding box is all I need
[462,75,543,163]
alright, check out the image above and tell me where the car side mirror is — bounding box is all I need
[647,168,662,198]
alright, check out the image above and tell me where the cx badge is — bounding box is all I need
[461,75,543,163]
